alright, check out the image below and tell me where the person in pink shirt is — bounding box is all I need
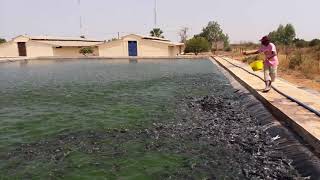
[243,36,279,92]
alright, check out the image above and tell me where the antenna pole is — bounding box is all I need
[78,0,83,36]
[154,0,157,28]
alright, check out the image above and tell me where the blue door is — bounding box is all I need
[128,41,138,56]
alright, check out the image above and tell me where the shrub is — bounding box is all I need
[79,47,94,56]
[309,39,320,47]
[224,46,232,52]
[184,37,210,55]
[300,57,319,79]
[0,38,6,44]
[294,39,308,48]
[289,51,303,69]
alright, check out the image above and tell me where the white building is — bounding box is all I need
[0,34,185,58]
[98,34,184,57]
[0,35,103,57]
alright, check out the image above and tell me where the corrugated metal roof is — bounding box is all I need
[114,34,184,46]
[149,40,185,46]
[36,40,103,47]
[122,34,171,42]
[24,35,103,42]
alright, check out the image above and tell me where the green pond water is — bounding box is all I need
[0,59,231,179]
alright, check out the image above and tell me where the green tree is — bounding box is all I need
[283,24,296,45]
[222,34,231,51]
[268,24,296,59]
[268,24,296,45]
[184,36,210,55]
[0,38,6,44]
[198,21,229,52]
[79,47,94,56]
[150,28,164,38]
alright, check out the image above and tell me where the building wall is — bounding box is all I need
[139,39,169,57]
[13,36,30,43]
[98,40,126,57]
[26,41,54,57]
[98,34,182,57]
[169,46,183,56]
[52,46,99,57]
[53,47,81,57]
[92,47,99,56]
[0,41,19,57]
[0,35,103,58]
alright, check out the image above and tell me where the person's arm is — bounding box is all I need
[243,50,259,56]
[267,44,277,60]
[267,51,277,60]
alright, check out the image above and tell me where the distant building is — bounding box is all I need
[98,34,184,57]
[0,34,185,58]
[0,35,103,57]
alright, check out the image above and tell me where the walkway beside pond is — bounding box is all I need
[213,56,320,152]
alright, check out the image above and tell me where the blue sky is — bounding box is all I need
[0,0,319,43]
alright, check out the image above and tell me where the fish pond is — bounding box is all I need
[0,59,301,179]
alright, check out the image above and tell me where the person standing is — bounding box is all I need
[243,36,279,92]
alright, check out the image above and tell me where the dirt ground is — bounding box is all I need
[277,69,320,92]
[225,54,320,93]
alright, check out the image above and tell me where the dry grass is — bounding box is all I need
[225,45,320,91]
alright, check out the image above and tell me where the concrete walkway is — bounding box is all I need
[213,56,320,152]
[0,57,30,63]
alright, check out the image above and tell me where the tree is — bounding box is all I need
[178,27,189,44]
[0,38,6,44]
[79,47,94,56]
[283,24,296,45]
[198,21,229,52]
[268,24,296,45]
[309,39,320,47]
[184,36,210,55]
[294,38,308,48]
[150,28,164,38]
[222,34,231,51]
[268,24,296,59]
[107,38,118,42]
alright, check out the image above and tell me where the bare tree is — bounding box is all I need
[178,27,189,44]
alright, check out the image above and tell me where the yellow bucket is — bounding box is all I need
[249,60,264,71]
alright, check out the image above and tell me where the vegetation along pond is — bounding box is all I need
[0,59,302,179]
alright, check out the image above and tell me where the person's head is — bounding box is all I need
[260,36,270,46]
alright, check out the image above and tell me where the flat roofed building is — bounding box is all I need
[0,35,103,57]
[98,34,185,57]
[0,34,185,58]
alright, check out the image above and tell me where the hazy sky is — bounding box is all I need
[1,0,319,43]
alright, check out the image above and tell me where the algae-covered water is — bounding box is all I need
[0,59,223,179]
[0,59,300,179]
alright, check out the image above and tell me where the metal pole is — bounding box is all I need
[78,0,83,36]
[154,0,157,28]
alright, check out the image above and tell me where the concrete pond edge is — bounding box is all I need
[210,56,320,154]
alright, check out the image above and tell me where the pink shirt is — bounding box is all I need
[258,43,279,67]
